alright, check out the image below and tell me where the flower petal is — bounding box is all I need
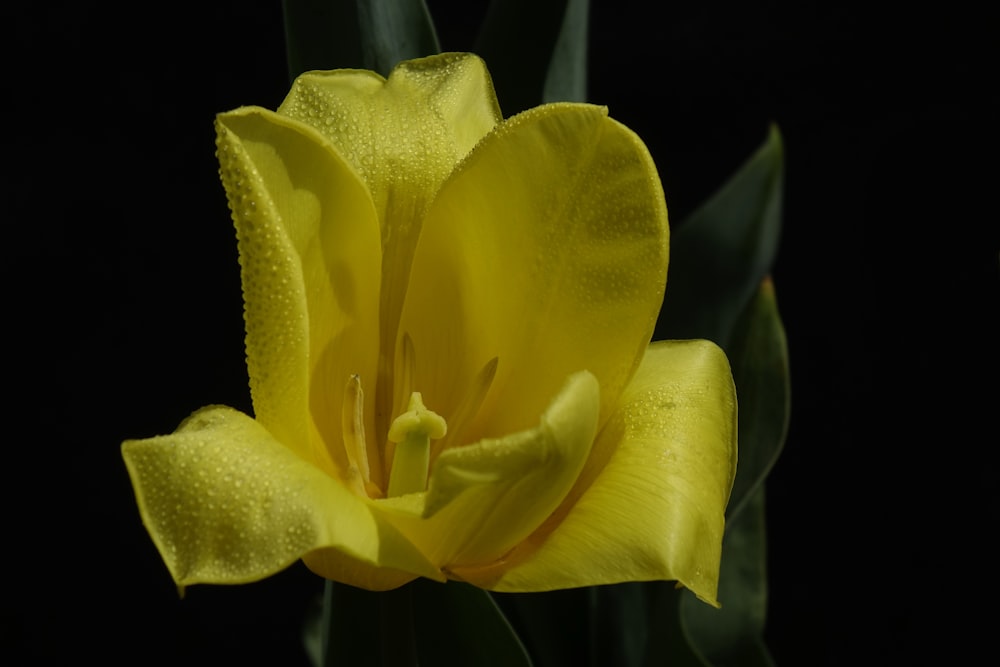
[398,103,669,445]
[277,53,502,436]
[279,53,501,216]
[121,406,443,591]
[216,107,382,486]
[376,371,599,571]
[454,341,737,605]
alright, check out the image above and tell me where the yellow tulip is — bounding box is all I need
[122,53,737,606]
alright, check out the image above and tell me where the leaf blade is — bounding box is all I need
[474,0,571,114]
[543,0,590,103]
[412,580,533,666]
[725,278,791,522]
[657,124,784,351]
[282,0,440,80]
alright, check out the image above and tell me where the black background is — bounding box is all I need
[6,1,997,665]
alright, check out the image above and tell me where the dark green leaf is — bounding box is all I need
[657,124,784,351]
[319,580,383,667]
[680,487,775,667]
[494,589,590,667]
[283,0,440,80]
[356,0,441,75]
[496,585,648,667]
[648,128,787,667]
[474,0,571,114]
[643,582,710,667]
[311,580,531,666]
[412,579,533,667]
[542,0,590,103]
[303,590,323,666]
[725,278,790,522]
[589,583,649,667]
[283,0,364,81]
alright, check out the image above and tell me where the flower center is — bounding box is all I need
[386,392,447,497]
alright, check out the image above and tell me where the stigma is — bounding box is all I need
[386,392,447,497]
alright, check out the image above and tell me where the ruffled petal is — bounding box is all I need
[121,406,443,591]
[216,108,382,485]
[454,341,737,605]
[277,53,502,436]
[375,371,599,571]
[398,103,668,447]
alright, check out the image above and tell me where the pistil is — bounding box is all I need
[386,392,447,497]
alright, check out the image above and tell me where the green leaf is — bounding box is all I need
[679,487,775,667]
[474,0,572,114]
[543,0,590,103]
[356,0,441,75]
[283,0,364,80]
[282,0,440,80]
[590,583,649,667]
[318,580,383,667]
[412,580,533,667]
[725,278,790,522]
[647,128,787,667]
[494,589,590,667]
[657,124,784,351]
[309,579,532,666]
[496,585,648,667]
[643,583,710,667]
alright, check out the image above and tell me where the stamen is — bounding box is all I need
[395,333,417,419]
[342,375,380,498]
[385,332,418,473]
[431,356,499,463]
[386,392,447,497]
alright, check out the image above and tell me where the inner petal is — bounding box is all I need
[398,103,669,450]
[277,54,503,449]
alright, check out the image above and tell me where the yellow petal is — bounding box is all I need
[375,371,599,571]
[455,341,737,605]
[121,406,443,591]
[278,53,502,437]
[216,107,382,485]
[398,103,669,446]
[279,53,501,216]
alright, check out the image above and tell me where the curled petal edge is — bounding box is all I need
[122,406,442,592]
[453,340,738,605]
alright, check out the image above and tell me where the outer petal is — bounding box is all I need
[121,407,442,591]
[278,53,502,436]
[216,107,382,486]
[454,341,737,605]
[279,53,501,220]
[398,103,668,447]
[375,371,599,571]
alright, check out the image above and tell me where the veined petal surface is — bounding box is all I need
[121,407,442,591]
[278,53,503,437]
[399,103,669,444]
[454,341,737,604]
[216,108,382,486]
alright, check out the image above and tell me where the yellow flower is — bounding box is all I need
[122,53,737,605]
